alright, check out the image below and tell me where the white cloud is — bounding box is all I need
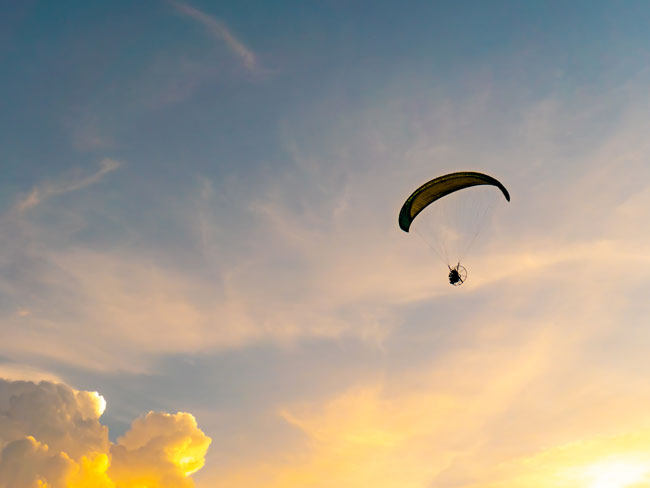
[15,158,122,212]
[3,66,650,376]
[172,1,258,72]
[185,75,650,486]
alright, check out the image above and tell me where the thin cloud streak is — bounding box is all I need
[172,1,258,72]
[15,158,122,212]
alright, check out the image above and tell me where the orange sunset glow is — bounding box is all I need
[3,1,650,487]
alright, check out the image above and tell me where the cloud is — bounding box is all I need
[200,316,650,487]
[0,363,62,383]
[201,323,554,487]
[0,378,211,488]
[171,1,257,72]
[110,412,211,486]
[5,71,650,375]
[455,430,650,487]
[0,436,76,488]
[15,158,122,212]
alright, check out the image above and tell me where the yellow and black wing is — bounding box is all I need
[398,171,510,232]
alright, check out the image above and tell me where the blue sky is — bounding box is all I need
[3,1,650,487]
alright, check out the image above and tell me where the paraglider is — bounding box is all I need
[399,171,510,286]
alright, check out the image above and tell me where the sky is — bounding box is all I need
[2,0,650,487]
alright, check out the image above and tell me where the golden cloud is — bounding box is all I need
[208,319,650,488]
[0,378,211,488]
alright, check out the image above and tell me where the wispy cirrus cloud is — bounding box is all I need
[15,158,122,212]
[171,1,258,72]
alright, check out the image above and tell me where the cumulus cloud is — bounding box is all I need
[15,158,122,212]
[0,378,211,488]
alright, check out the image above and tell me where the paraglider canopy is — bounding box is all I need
[399,171,510,233]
